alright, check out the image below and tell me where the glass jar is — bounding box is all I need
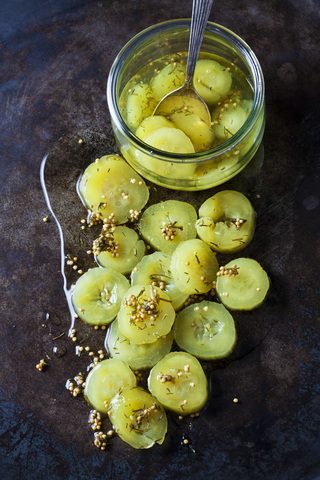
[107,19,265,191]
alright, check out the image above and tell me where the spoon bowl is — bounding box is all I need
[154,0,213,125]
[154,83,212,125]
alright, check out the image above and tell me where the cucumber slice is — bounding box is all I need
[109,386,167,449]
[170,112,215,152]
[144,127,195,154]
[131,251,189,311]
[117,285,175,344]
[216,258,270,310]
[196,190,256,253]
[72,267,130,326]
[78,155,149,224]
[139,200,197,254]
[96,226,146,275]
[194,59,232,105]
[170,239,219,294]
[106,319,174,370]
[126,83,157,130]
[212,103,248,140]
[173,301,236,360]
[151,62,186,101]
[147,351,208,415]
[84,358,137,414]
[136,115,176,141]
[134,127,197,179]
[134,150,197,180]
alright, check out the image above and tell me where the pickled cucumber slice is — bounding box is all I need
[170,239,219,294]
[117,285,175,344]
[139,200,197,254]
[212,103,248,139]
[109,386,167,449]
[96,226,146,275]
[84,358,137,414]
[134,125,197,179]
[136,115,176,141]
[134,148,197,180]
[148,351,208,415]
[72,267,130,325]
[170,112,215,152]
[131,251,189,311]
[194,59,232,105]
[196,190,255,253]
[173,301,236,360]
[151,62,186,101]
[106,319,173,370]
[216,258,269,310]
[78,155,149,224]
[126,83,157,130]
[144,127,195,154]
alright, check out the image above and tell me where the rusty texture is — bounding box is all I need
[0,1,319,479]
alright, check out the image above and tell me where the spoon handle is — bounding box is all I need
[185,0,214,85]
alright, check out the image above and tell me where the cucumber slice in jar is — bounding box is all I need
[211,103,249,140]
[170,239,219,294]
[139,200,197,254]
[78,155,149,224]
[106,319,174,370]
[96,226,146,275]
[72,267,130,326]
[109,386,168,449]
[148,351,208,416]
[135,115,176,141]
[134,127,196,180]
[196,190,256,253]
[194,59,232,106]
[131,251,189,311]
[151,61,186,101]
[117,285,175,344]
[170,112,215,152]
[216,258,270,310]
[84,358,137,414]
[126,83,157,130]
[144,127,195,154]
[173,301,236,360]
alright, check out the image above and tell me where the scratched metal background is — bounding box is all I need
[1,1,320,479]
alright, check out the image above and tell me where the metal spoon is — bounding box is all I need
[154,0,213,126]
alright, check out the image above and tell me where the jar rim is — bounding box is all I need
[107,19,265,164]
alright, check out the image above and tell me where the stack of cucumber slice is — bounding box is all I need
[120,55,253,156]
[71,155,270,449]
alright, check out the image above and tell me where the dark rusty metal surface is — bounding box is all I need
[1,1,320,479]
